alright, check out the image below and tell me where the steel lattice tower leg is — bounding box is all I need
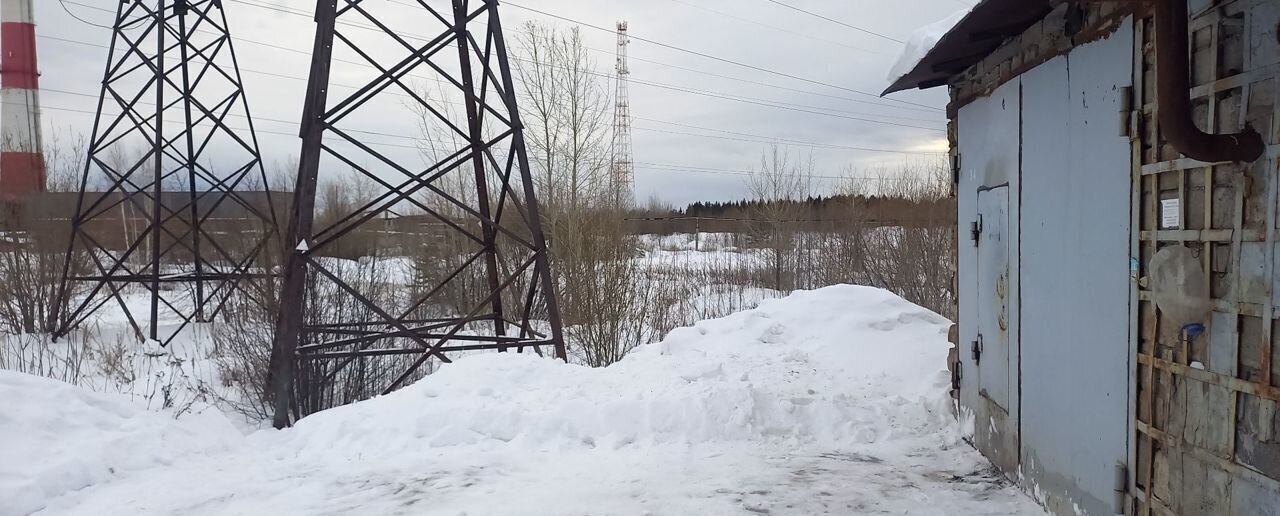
[267,0,566,428]
[53,0,277,346]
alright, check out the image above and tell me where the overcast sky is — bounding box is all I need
[38,0,970,206]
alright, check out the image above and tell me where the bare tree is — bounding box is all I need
[746,145,813,291]
[508,21,660,366]
[513,21,612,217]
[314,172,380,259]
[269,156,299,194]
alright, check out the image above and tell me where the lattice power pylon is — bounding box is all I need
[610,20,634,207]
[267,0,566,427]
[54,0,277,345]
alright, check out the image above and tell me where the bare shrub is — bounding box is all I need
[662,153,955,320]
[0,132,89,335]
[640,240,778,333]
[210,164,417,418]
[0,332,90,383]
[801,158,955,318]
[210,270,279,420]
[212,245,413,419]
[512,21,685,366]
[551,205,659,366]
[2,326,220,416]
[856,160,955,318]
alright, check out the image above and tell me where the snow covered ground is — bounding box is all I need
[3,285,1044,516]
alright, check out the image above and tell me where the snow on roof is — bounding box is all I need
[882,0,1054,96]
[885,7,973,86]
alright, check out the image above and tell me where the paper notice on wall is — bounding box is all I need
[1161,199,1180,229]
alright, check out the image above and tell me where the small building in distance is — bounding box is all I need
[886,1,1280,515]
[6,190,283,254]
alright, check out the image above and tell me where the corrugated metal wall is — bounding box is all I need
[1133,1,1280,514]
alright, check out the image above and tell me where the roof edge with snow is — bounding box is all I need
[882,0,1053,96]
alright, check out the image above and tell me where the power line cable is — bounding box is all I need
[38,35,944,155]
[44,84,944,158]
[634,161,900,182]
[57,0,113,29]
[761,0,905,44]
[503,32,939,130]
[237,0,941,114]
[632,117,943,155]
[498,1,938,111]
[628,78,941,131]
[32,98,928,179]
[40,87,471,151]
[40,10,947,166]
[69,0,939,114]
[502,36,941,129]
[40,33,942,133]
[495,15,931,114]
[24,100,428,151]
[212,0,944,115]
[663,0,889,57]
[634,126,907,154]
[598,49,939,114]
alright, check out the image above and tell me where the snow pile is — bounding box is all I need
[11,285,1044,515]
[0,372,241,516]
[283,285,956,457]
[887,6,973,82]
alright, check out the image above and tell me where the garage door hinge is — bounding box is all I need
[969,214,983,245]
[951,152,962,184]
[971,335,983,364]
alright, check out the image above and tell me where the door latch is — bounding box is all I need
[951,152,962,184]
[971,334,983,364]
[970,214,983,245]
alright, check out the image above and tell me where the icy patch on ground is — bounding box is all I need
[14,285,1045,516]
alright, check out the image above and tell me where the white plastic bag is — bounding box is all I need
[1148,246,1211,332]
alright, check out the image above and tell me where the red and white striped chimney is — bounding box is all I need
[0,0,43,205]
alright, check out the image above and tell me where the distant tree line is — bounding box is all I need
[628,193,955,235]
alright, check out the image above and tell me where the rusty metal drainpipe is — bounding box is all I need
[1155,0,1265,163]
